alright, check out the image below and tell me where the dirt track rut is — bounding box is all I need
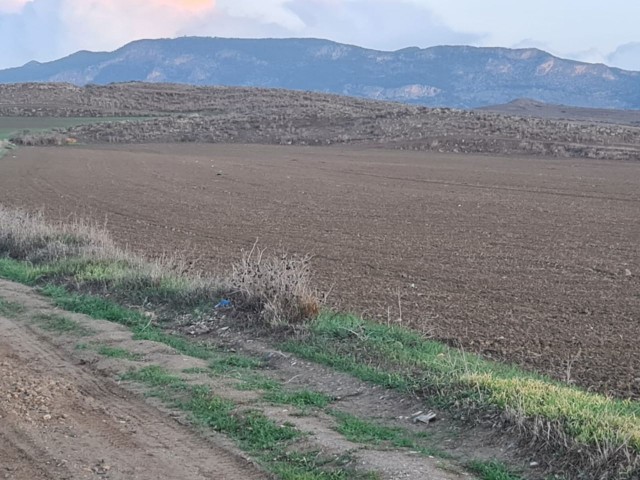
[0,313,265,479]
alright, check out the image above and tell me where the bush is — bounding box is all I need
[231,243,320,327]
[10,131,68,146]
[0,205,318,324]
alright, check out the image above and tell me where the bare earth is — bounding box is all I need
[0,143,638,398]
[0,315,264,479]
[0,279,475,480]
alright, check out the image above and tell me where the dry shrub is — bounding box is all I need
[0,206,118,263]
[1,205,319,324]
[10,131,68,146]
[0,205,224,309]
[231,243,320,327]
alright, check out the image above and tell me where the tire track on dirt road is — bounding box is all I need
[0,314,266,480]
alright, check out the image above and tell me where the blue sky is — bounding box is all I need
[1,0,639,71]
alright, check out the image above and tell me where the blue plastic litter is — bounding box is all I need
[215,299,232,309]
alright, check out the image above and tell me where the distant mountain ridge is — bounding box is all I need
[1,37,639,109]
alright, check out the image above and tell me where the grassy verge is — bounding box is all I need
[123,366,376,480]
[283,314,640,477]
[1,204,639,478]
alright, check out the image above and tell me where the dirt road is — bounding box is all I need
[0,144,638,398]
[0,312,265,479]
[0,278,484,480]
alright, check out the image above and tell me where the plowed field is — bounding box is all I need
[1,144,638,398]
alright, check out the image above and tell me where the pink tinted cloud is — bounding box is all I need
[0,0,34,13]
[58,0,216,52]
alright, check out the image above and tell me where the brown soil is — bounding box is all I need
[0,143,638,399]
[0,298,265,479]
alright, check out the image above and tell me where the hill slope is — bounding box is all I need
[0,37,639,109]
[3,83,640,162]
[480,99,640,125]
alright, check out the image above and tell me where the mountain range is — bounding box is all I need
[1,37,639,110]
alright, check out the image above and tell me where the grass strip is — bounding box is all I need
[32,312,93,336]
[0,297,25,317]
[330,410,442,457]
[38,283,215,360]
[264,390,333,409]
[123,366,376,479]
[467,460,523,480]
[282,313,640,464]
[97,345,144,361]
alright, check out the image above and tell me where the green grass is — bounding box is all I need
[283,312,640,463]
[0,257,219,314]
[0,297,25,317]
[0,258,41,284]
[0,116,150,140]
[235,373,282,391]
[183,367,210,375]
[330,411,442,457]
[97,345,143,361]
[37,283,216,360]
[124,366,373,479]
[122,365,186,388]
[264,389,333,409]
[332,411,406,445]
[32,312,92,336]
[2,223,640,476]
[209,354,264,372]
[467,460,523,480]
[206,354,284,391]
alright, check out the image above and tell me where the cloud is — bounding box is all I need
[0,0,219,68]
[189,0,481,51]
[0,0,65,67]
[607,43,640,71]
[284,0,482,50]
[0,0,33,13]
[59,0,216,53]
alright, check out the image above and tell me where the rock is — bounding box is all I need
[412,411,437,424]
[624,269,632,277]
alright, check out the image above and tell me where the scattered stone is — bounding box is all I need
[412,411,437,424]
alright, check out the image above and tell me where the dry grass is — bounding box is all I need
[0,205,320,324]
[0,206,118,263]
[0,205,220,307]
[0,140,13,159]
[10,131,69,146]
[230,242,320,327]
[4,83,638,161]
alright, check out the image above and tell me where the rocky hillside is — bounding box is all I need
[0,37,639,109]
[4,83,639,162]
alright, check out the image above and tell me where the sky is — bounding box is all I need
[1,0,639,71]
